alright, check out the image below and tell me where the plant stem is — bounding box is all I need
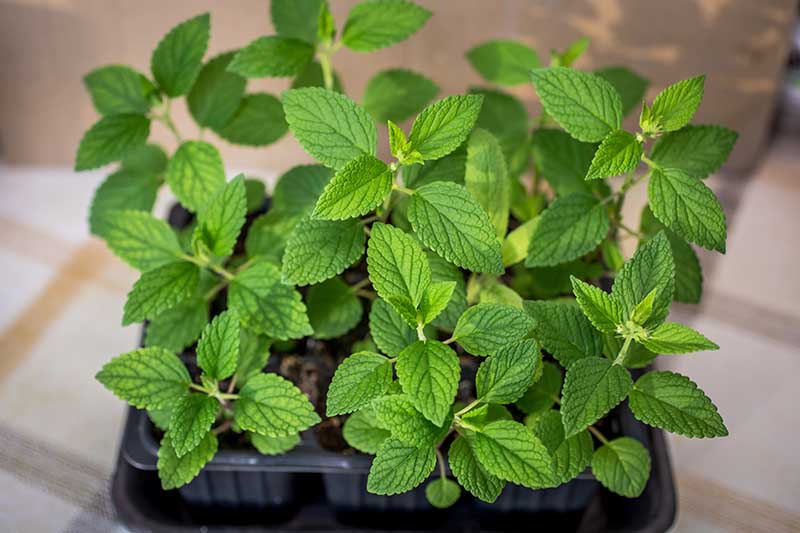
[318,46,335,91]
[213,419,233,436]
[614,336,632,366]
[588,425,609,445]
[641,155,658,169]
[392,183,415,195]
[157,99,183,144]
[618,222,644,240]
[350,277,372,292]
[204,280,228,301]
[226,374,238,394]
[454,399,482,418]
[356,289,377,300]
[435,448,447,480]
[189,383,209,394]
[416,323,427,341]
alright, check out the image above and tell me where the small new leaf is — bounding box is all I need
[195,175,247,257]
[196,310,240,381]
[641,322,719,354]
[570,277,622,333]
[641,75,704,134]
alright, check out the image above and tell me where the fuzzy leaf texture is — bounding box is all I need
[448,437,505,503]
[234,373,320,437]
[641,322,719,354]
[396,340,460,426]
[166,141,226,213]
[367,438,436,495]
[641,75,704,133]
[341,0,431,52]
[570,277,622,333]
[586,130,642,180]
[282,217,365,286]
[367,222,431,306]
[196,311,240,381]
[83,65,156,116]
[101,210,182,271]
[523,300,602,367]
[158,431,217,490]
[408,94,484,160]
[167,394,219,457]
[465,129,510,237]
[363,69,439,123]
[471,420,555,489]
[122,261,199,325]
[561,357,632,437]
[327,352,393,416]
[369,298,417,357]
[151,13,210,97]
[476,339,541,404]
[306,278,363,339]
[374,395,450,447]
[592,437,650,497]
[75,115,150,171]
[228,36,314,78]
[196,175,247,257]
[467,40,541,86]
[96,347,190,409]
[313,155,392,220]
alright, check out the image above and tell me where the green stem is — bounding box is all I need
[356,289,377,300]
[392,183,415,195]
[588,425,609,445]
[204,280,228,301]
[614,336,632,366]
[617,222,644,240]
[189,383,210,394]
[641,155,658,169]
[454,399,482,418]
[435,448,447,480]
[416,323,427,341]
[350,277,372,292]
[318,46,335,91]
[158,99,183,144]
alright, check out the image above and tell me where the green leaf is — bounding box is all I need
[369,298,417,357]
[523,300,602,367]
[396,340,460,426]
[586,130,643,180]
[228,261,313,340]
[363,69,439,123]
[101,210,182,271]
[527,410,593,484]
[367,437,436,495]
[235,329,271,387]
[384,294,418,328]
[228,36,314,78]
[502,218,538,267]
[471,420,554,488]
[327,352,394,416]
[195,175,247,257]
[408,182,503,273]
[343,406,391,454]
[631,288,658,325]
[250,432,301,455]
[642,322,718,354]
[612,232,675,327]
[525,193,610,267]
[603,333,656,369]
[165,141,226,213]
[408,94,483,161]
[272,165,333,216]
[403,148,467,189]
[158,431,217,490]
[187,52,247,129]
[341,0,431,52]
[89,170,160,238]
[531,129,596,196]
[96,347,190,409]
[313,155,392,220]
[570,277,622,333]
[594,67,649,116]
[469,87,530,176]
[167,394,219,457]
[426,251,468,332]
[374,394,450,447]
[151,13,210,97]
[648,167,727,253]
[196,311,240,381]
[476,339,541,404]
[283,88,377,169]
[234,373,320,437]
[650,125,738,179]
[418,281,456,326]
[592,437,650,497]
[121,143,168,175]
[145,299,209,353]
[307,277,363,339]
[561,357,632,437]
[147,406,174,431]
[388,120,408,160]
[75,114,150,171]
[641,75,704,134]
[465,129,510,237]
[630,371,727,438]
[367,222,431,306]
[122,261,199,325]
[516,361,562,415]
[270,0,325,43]
[467,40,541,86]
[83,65,156,116]
[282,217,365,285]
[448,436,504,503]
[531,67,622,142]
[452,304,533,356]
[214,93,288,147]
[425,478,461,509]
[556,37,590,67]
[291,61,344,92]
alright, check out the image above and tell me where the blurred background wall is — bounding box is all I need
[0,0,796,174]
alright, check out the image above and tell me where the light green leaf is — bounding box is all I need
[586,130,642,180]
[516,361,562,415]
[228,36,314,78]
[251,432,301,455]
[234,373,320,437]
[476,339,541,404]
[367,437,436,495]
[418,281,456,326]
[471,420,554,488]
[385,294,418,328]
[195,175,247,257]
[121,143,168,175]
[283,87,377,169]
[374,394,450,447]
[467,40,541,86]
[214,93,288,147]
[531,67,622,142]
[313,155,392,220]
[630,371,727,438]
[408,181,503,273]
[426,478,461,509]
[465,129,510,237]
[307,277,363,339]
[452,304,533,356]
[187,52,246,129]
[477,280,523,309]
[592,437,650,497]
[270,0,325,43]
[502,218,538,267]
[101,210,182,271]
[151,13,210,97]
[531,129,596,196]
[369,298,417,357]
[570,276,622,333]
[388,120,408,160]
[448,436,505,503]
[228,261,313,340]
[408,94,483,161]
[122,261,199,325]
[525,193,610,267]
[561,357,632,437]
[327,352,393,416]
[648,167,727,253]
[641,75,705,134]
[594,67,649,116]
[343,406,391,454]
[527,410,593,484]
[631,288,658,325]
[145,299,209,353]
[282,217,365,286]
[650,125,738,179]
[556,37,590,67]
[158,431,217,490]
[367,222,431,306]
[426,251,468,332]
[341,0,431,52]
[363,69,439,123]
[96,347,190,409]
[523,300,602,367]
[196,311,240,381]
[642,322,718,354]
[271,165,333,216]
[235,329,271,387]
[75,114,150,171]
[167,394,219,457]
[83,65,156,116]
[166,141,226,213]
[89,170,160,238]
[396,340,460,426]
[403,148,467,188]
